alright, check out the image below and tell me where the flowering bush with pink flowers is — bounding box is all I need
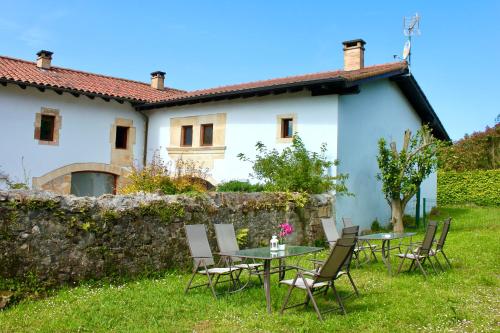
[278,221,294,244]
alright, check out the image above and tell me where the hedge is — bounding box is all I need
[438,169,500,206]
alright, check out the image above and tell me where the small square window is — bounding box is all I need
[281,118,293,138]
[200,124,213,146]
[115,126,129,149]
[40,115,55,141]
[181,125,193,146]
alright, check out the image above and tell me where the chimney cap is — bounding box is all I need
[150,71,166,77]
[36,50,53,58]
[342,39,366,48]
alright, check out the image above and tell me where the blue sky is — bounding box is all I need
[1,1,498,140]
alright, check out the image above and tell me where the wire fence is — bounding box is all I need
[405,196,438,229]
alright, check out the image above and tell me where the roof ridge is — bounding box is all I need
[0,54,185,93]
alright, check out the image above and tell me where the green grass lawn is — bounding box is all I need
[1,206,499,332]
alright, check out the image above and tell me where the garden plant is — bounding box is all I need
[376,125,441,232]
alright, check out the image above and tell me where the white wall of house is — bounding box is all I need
[336,79,437,230]
[0,84,145,185]
[146,92,339,183]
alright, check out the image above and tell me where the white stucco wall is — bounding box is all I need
[0,85,145,185]
[146,92,339,183]
[336,80,437,230]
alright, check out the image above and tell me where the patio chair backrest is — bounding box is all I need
[341,225,359,238]
[436,218,451,250]
[321,217,340,245]
[315,237,357,283]
[419,221,438,256]
[342,217,353,228]
[214,223,242,263]
[340,225,359,270]
[185,224,215,266]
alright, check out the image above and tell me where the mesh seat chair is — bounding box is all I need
[431,218,452,270]
[321,217,340,248]
[325,226,360,297]
[341,225,365,267]
[342,217,377,262]
[341,217,353,228]
[310,225,360,294]
[184,224,240,298]
[338,226,359,295]
[341,225,359,238]
[214,223,263,284]
[396,221,438,278]
[280,237,358,321]
[309,225,359,268]
[309,225,357,266]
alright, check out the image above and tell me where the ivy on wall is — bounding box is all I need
[437,169,500,206]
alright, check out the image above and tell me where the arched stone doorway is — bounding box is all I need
[32,163,129,196]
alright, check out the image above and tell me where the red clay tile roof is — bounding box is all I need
[154,61,408,103]
[0,55,185,102]
[0,53,407,105]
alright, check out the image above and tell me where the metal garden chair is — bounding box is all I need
[341,217,353,228]
[214,223,263,284]
[321,217,340,248]
[342,217,377,262]
[279,237,358,321]
[395,221,438,278]
[431,217,452,270]
[184,224,241,298]
[309,225,361,293]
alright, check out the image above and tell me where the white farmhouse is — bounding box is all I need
[0,40,448,228]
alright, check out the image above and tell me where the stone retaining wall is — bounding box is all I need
[0,190,333,285]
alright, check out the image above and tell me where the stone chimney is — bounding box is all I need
[342,39,366,71]
[150,71,166,90]
[36,50,53,69]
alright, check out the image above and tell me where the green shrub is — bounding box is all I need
[216,180,265,192]
[8,182,29,190]
[236,228,249,248]
[371,219,382,232]
[438,169,500,206]
[237,135,350,195]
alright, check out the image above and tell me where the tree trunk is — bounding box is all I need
[390,199,405,233]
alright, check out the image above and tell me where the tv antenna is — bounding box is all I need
[402,13,421,72]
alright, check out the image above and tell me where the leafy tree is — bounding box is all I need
[376,126,441,232]
[238,135,350,195]
[439,124,499,171]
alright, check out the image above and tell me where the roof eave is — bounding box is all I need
[391,74,450,141]
[0,78,148,105]
[136,77,350,111]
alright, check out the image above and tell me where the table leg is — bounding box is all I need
[279,258,285,280]
[381,239,392,275]
[263,259,272,313]
[386,240,392,275]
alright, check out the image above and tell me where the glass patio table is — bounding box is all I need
[219,245,322,313]
[358,232,416,275]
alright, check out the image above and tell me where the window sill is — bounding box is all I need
[38,139,58,146]
[167,146,226,155]
[276,137,293,144]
